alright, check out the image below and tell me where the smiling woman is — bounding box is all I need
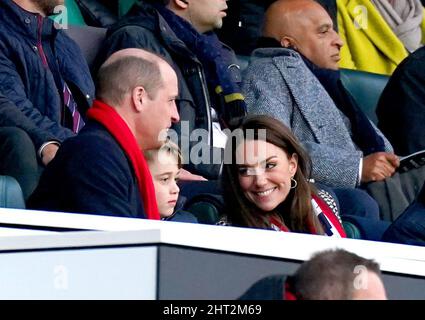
[220,115,346,238]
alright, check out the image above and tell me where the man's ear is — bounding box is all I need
[173,0,189,9]
[132,86,147,112]
[280,36,296,49]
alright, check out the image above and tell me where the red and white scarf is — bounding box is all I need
[269,194,346,238]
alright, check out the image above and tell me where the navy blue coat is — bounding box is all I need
[0,0,95,149]
[27,121,146,219]
[0,92,55,148]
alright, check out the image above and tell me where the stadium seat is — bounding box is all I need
[66,0,86,25]
[340,68,390,124]
[0,176,25,209]
[341,220,362,239]
[64,25,107,69]
[119,0,137,17]
[184,194,224,225]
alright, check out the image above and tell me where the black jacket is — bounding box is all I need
[377,46,425,156]
[96,0,243,179]
[0,0,95,150]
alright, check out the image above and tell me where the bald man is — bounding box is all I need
[242,0,425,222]
[28,49,180,219]
[262,0,343,70]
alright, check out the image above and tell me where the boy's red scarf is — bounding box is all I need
[87,100,160,220]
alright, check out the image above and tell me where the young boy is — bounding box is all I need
[144,141,198,223]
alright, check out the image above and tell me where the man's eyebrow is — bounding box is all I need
[318,23,332,31]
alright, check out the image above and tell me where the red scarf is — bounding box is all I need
[87,100,160,220]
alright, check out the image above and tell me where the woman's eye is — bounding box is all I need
[238,167,248,176]
[266,162,276,170]
[161,177,169,183]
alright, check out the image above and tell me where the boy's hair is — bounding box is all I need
[144,140,182,169]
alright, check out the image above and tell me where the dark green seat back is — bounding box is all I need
[119,0,138,17]
[185,202,221,225]
[341,220,362,239]
[340,68,389,125]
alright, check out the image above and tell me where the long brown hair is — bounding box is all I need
[222,115,323,234]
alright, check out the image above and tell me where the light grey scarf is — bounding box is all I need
[371,0,423,52]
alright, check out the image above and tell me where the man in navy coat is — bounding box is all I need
[0,0,95,198]
[28,49,180,218]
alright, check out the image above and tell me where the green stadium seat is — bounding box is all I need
[341,220,362,239]
[340,68,389,125]
[0,176,25,209]
[66,0,86,25]
[119,0,138,17]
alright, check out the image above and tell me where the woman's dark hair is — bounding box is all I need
[222,115,323,234]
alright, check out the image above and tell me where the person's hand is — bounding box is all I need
[179,168,208,181]
[41,143,59,166]
[361,152,400,183]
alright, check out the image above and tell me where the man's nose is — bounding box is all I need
[171,101,180,123]
[332,30,344,49]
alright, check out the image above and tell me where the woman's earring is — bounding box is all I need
[290,177,298,189]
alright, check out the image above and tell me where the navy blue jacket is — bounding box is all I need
[0,92,55,148]
[27,121,146,219]
[0,0,95,150]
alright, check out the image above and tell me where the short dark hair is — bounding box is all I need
[96,55,163,106]
[290,249,382,300]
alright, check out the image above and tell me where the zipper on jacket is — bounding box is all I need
[196,65,212,146]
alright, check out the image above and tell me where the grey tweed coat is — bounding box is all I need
[242,48,393,188]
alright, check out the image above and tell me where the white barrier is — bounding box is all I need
[0,208,424,299]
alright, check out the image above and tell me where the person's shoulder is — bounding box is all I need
[61,122,120,156]
[57,123,133,175]
[106,2,158,39]
[246,48,304,74]
[251,47,301,62]
[408,46,425,62]
[167,210,198,224]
